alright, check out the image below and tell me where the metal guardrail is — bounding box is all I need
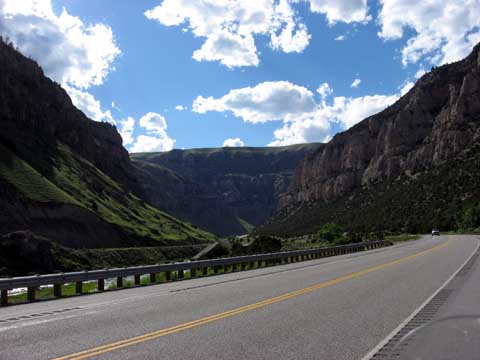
[0,240,391,306]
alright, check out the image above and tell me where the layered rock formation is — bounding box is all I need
[282,43,480,207]
[263,42,480,235]
[132,144,321,236]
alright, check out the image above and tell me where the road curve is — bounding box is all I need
[0,235,478,360]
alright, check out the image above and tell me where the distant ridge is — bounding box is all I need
[132,143,322,236]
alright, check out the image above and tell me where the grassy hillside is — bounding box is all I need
[0,140,215,247]
[0,143,80,205]
[51,144,214,243]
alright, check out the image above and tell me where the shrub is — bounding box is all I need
[456,204,480,230]
[317,223,344,243]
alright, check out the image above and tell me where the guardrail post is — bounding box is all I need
[54,284,62,298]
[190,268,197,278]
[1,289,8,306]
[75,281,83,294]
[27,287,36,301]
[213,266,219,274]
[134,275,141,286]
[150,273,156,283]
[98,279,105,292]
[165,271,172,281]
[178,269,184,279]
[116,277,123,288]
[202,267,208,276]
[241,263,247,271]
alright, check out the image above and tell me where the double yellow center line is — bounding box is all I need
[53,239,450,360]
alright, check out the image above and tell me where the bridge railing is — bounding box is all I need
[0,240,391,306]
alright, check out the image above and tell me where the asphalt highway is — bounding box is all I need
[0,235,478,360]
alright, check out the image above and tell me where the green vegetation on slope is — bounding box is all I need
[0,140,215,246]
[456,203,480,232]
[260,144,480,237]
[237,217,254,233]
[0,143,80,206]
[49,144,214,244]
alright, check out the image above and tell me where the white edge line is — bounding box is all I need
[360,237,480,360]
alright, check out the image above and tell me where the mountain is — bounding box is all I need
[260,43,480,236]
[131,144,321,236]
[0,39,214,274]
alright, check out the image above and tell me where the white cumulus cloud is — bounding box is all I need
[378,0,480,66]
[118,117,135,146]
[316,82,333,100]
[145,0,310,68]
[308,0,371,25]
[351,78,361,88]
[130,112,175,152]
[0,0,120,89]
[400,81,414,96]
[175,105,186,111]
[193,81,316,123]
[0,0,121,127]
[330,94,398,129]
[222,137,245,147]
[64,85,115,124]
[193,79,401,147]
[269,93,397,146]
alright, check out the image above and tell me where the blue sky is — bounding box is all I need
[1,0,479,151]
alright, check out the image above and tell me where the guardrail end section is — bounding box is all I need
[1,289,8,306]
[54,284,62,298]
[27,287,36,302]
[76,281,83,294]
[98,279,105,292]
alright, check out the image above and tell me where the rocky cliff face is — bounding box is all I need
[0,40,140,194]
[281,43,480,209]
[257,43,480,236]
[0,39,215,275]
[132,144,321,236]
